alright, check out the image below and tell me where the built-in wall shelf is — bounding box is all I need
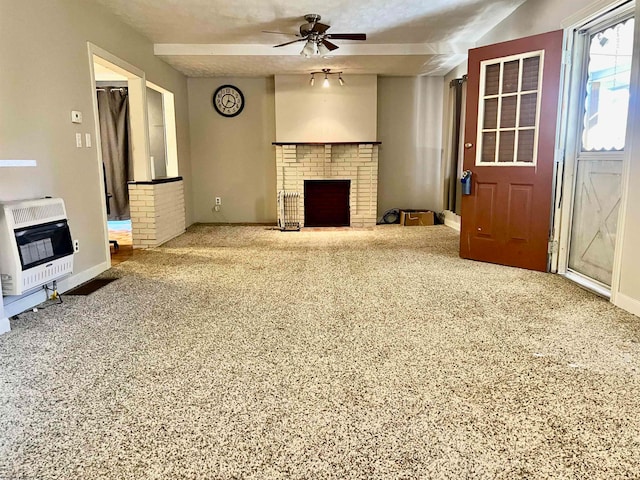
[0,160,37,167]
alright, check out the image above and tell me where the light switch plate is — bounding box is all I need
[75,133,82,148]
[85,133,92,148]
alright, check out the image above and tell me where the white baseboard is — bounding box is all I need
[613,292,640,318]
[2,261,110,319]
[443,210,461,232]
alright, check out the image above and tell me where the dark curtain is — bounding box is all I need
[444,77,467,215]
[97,88,132,220]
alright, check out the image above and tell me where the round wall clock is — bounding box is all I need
[212,85,244,117]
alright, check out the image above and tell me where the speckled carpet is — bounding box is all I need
[1,225,639,479]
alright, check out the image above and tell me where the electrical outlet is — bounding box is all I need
[215,197,222,206]
[73,240,80,253]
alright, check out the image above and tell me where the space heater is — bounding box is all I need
[278,191,300,231]
[0,198,74,296]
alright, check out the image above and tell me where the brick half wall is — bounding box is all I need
[128,178,186,248]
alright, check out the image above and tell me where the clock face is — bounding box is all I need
[213,85,244,117]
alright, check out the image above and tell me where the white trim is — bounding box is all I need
[0,317,10,335]
[564,270,611,298]
[613,292,640,317]
[612,4,639,302]
[2,261,110,319]
[562,0,632,28]
[0,160,37,167]
[443,210,461,231]
[0,277,8,334]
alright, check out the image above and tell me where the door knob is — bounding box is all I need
[464,143,474,149]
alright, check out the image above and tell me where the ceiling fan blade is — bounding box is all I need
[326,33,367,41]
[311,22,331,34]
[322,39,339,51]
[273,38,306,48]
[262,30,300,36]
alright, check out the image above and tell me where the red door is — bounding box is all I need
[460,30,564,272]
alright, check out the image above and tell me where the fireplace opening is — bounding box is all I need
[304,180,350,227]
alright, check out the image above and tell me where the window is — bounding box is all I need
[476,51,544,166]
[581,17,635,151]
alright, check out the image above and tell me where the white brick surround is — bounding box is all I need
[128,179,186,248]
[275,143,380,228]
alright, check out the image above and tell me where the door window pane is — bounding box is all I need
[519,93,538,127]
[502,60,520,94]
[485,64,501,96]
[477,52,543,166]
[521,57,540,91]
[517,130,535,163]
[498,131,516,162]
[484,98,499,129]
[501,96,518,128]
[482,132,497,162]
[582,18,635,151]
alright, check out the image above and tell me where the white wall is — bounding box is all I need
[188,77,276,223]
[0,0,191,308]
[274,75,377,142]
[377,76,444,216]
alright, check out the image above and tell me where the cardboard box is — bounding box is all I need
[400,210,435,226]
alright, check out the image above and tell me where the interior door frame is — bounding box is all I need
[87,43,151,267]
[552,0,635,298]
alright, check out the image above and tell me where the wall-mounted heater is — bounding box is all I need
[278,191,300,231]
[0,198,74,296]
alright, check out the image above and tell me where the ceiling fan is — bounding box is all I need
[263,14,366,56]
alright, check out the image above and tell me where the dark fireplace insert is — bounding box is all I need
[304,180,350,227]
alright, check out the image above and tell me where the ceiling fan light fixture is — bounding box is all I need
[309,74,315,86]
[301,40,315,57]
[338,75,345,86]
[323,73,330,88]
[317,42,330,56]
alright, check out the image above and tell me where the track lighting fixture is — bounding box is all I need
[309,69,345,88]
[323,73,330,88]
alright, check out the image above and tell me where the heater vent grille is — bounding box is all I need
[21,258,73,293]
[12,203,66,228]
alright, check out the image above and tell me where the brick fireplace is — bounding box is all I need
[274,142,380,228]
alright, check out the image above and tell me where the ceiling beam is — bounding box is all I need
[154,42,475,57]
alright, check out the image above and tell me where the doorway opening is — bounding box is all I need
[93,60,135,264]
[89,44,181,263]
[556,3,635,296]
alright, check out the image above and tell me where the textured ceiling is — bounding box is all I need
[89,0,528,76]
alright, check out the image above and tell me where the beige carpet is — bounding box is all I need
[1,225,639,479]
